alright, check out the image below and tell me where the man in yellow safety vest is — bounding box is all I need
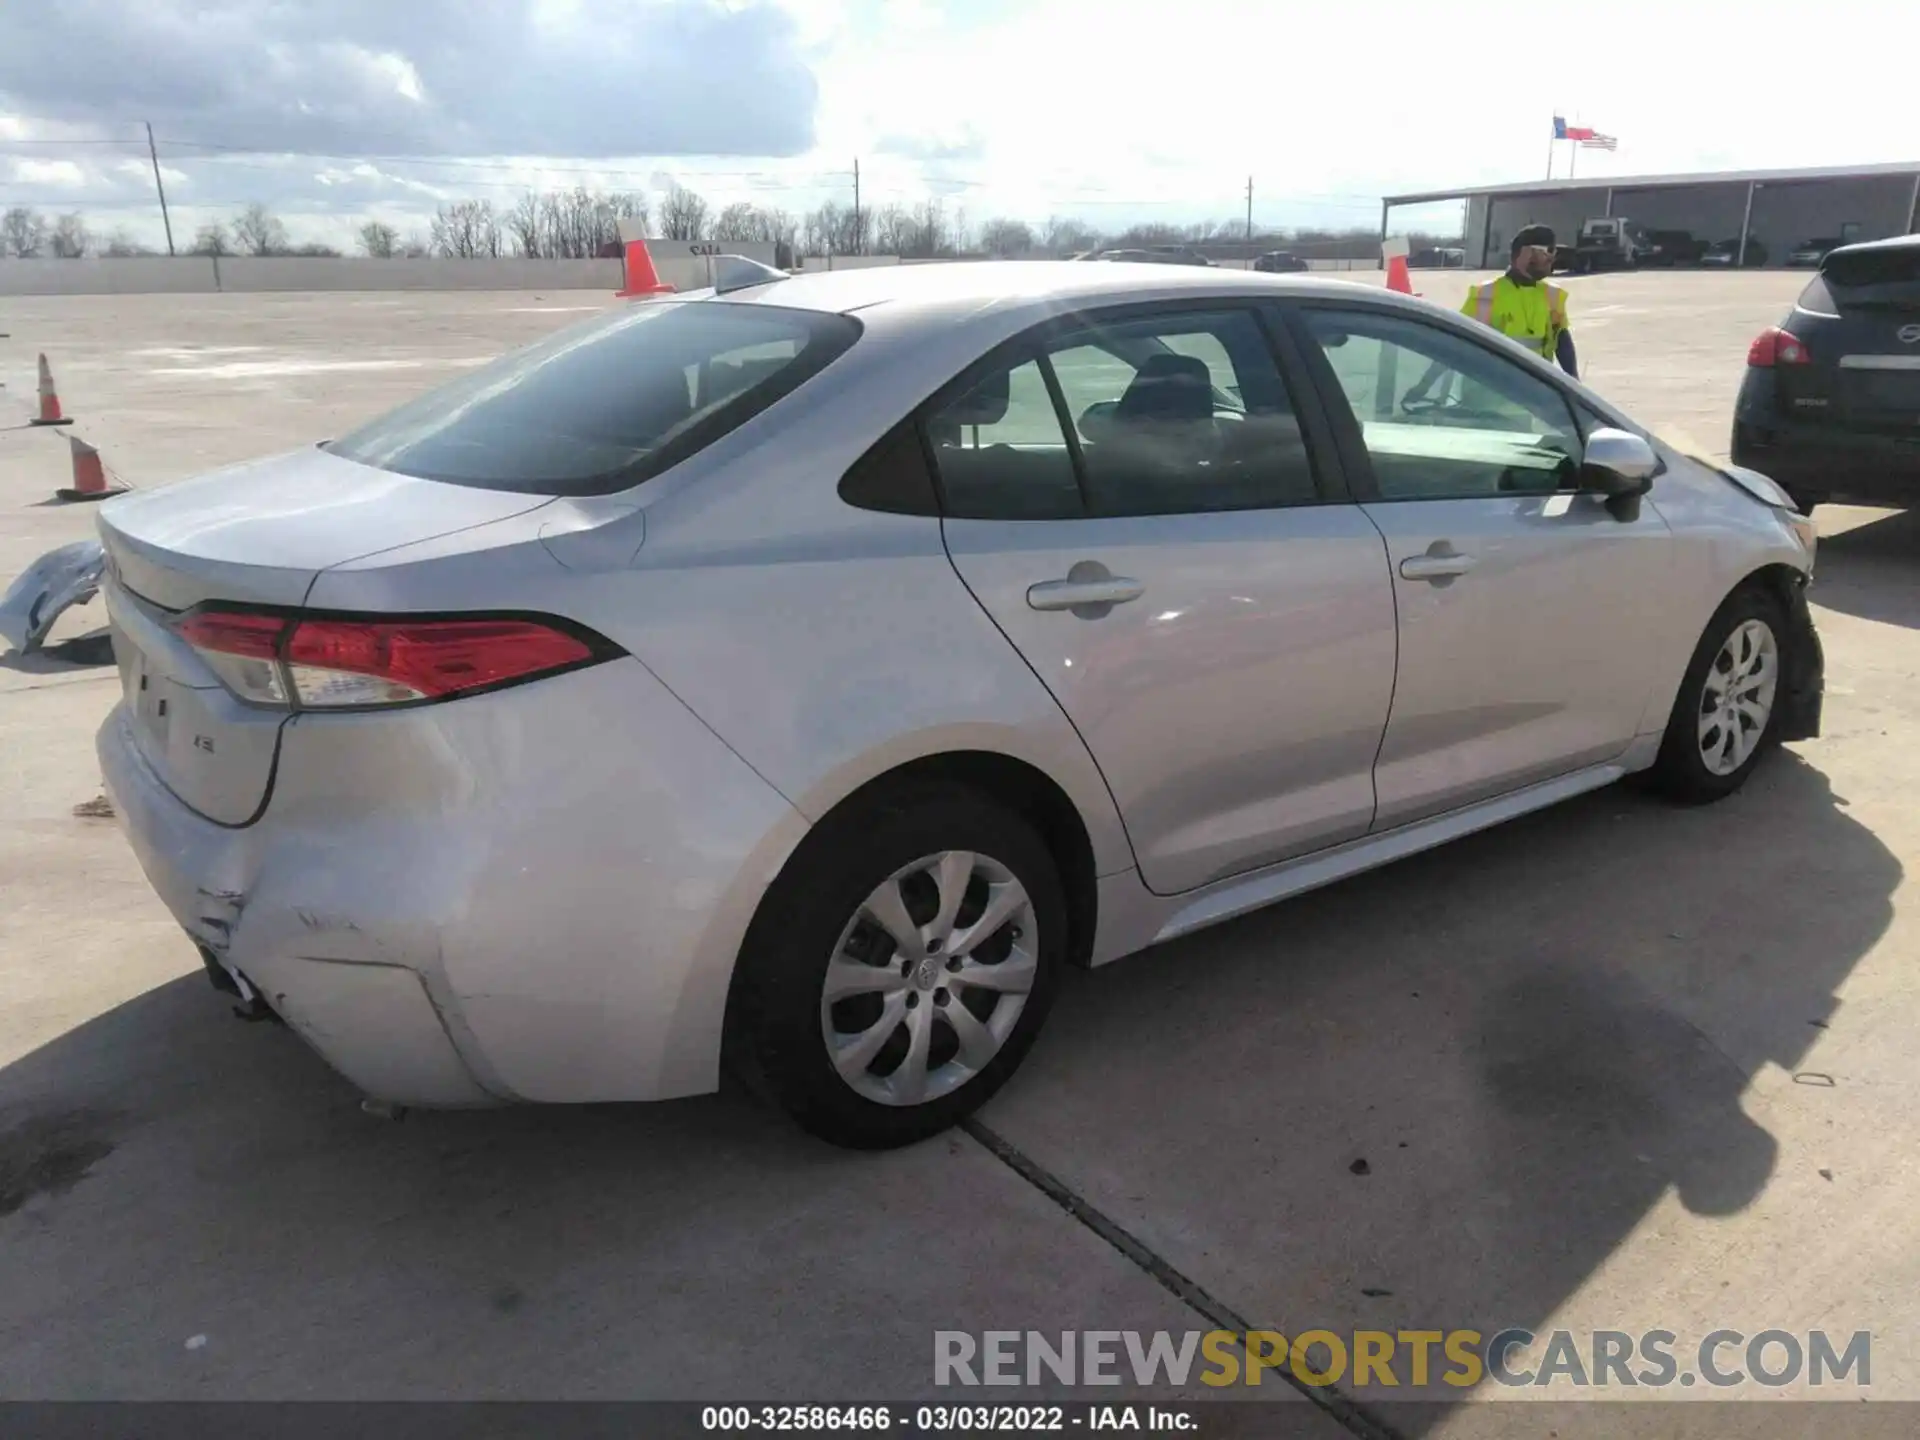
[1463,223,1578,377]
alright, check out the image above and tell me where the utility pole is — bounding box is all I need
[146,122,176,256]
[852,157,862,255]
[1245,176,1254,249]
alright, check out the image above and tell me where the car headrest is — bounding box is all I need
[943,365,1012,426]
[1116,353,1214,423]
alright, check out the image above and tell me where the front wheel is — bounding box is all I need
[1647,587,1788,804]
[729,785,1066,1149]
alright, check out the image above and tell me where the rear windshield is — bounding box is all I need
[325,300,860,495]
[1812,246,1920,311]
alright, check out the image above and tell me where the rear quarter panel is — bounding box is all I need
[306,300,1137,879]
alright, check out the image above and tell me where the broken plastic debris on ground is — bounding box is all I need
[0,540,105,655]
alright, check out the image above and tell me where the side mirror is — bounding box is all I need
[1579,427,1658,519]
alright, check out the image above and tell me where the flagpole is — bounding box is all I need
[1546,132,1555,181]
[1570,140,1578,180]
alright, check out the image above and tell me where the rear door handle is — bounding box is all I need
[1028,576,1146,611]
[1399,550,1476,582]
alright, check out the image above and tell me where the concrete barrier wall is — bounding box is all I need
[213,257,622,291]
[0,258,221,295]
[0,256,624,296]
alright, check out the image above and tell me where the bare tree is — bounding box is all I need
[881,199,955,259]
[1112,221,1187,248]
[398,230,432,259]
[102,228,153,257]
[2,205,48,258]
[657,184,710,242]
[711,202,798,247]
[506,193,544,258]
[189,222,232,256]
[712,202,763,243]
[803,200,866,256]
[870,203,919,258]
[49,213,91,259]
[231,202,290,257]
[977,217,1033,257]
[358,220,400,258]
[946,205,970,258]
[430,199,502,258]
[1040,215,1102,255]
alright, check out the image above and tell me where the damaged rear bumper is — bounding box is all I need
[1777,577,1824,744]
[97,706,496,1106]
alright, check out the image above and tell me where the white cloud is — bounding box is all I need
[13,157,88,187]
[2,0,1914,251]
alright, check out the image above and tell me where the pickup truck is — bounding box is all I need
[1567,217,1653,272]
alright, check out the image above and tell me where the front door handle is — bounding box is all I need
[1027,560,1145,615]
[1399,543,1476,583]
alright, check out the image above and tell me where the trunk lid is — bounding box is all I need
[97,445,553,610]
[96,446,552,825]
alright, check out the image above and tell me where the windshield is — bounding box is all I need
[325,300,860,495]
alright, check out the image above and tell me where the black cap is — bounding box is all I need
[1512,224,1556,256]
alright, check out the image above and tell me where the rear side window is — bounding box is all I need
[326,301,860,495]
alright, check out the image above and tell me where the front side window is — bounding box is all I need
[1299,308,1583,500]
[326,301,860,495]
[922,306,1322,521]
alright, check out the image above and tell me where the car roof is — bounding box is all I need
[1822,233,1920,261]
[690,259,1367,322]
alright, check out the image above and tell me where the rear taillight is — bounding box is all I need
[1747,326,1811,367]
[175,609,618,710]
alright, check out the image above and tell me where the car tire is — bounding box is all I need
[728,783,1066,1150]
[1647,585,1789,805]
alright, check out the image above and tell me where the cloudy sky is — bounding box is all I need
[2,0,1916,251]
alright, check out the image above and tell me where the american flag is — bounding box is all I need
[1579,131,1619,150]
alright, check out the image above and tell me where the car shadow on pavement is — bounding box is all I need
[0,956,1202,1399]
[977,749,1897,1428]
[1805,507,1920,629]
[0,751,1894,1417]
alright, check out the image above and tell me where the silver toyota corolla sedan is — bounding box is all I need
[94,260,1824,1149]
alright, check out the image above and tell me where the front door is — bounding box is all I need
[930,304,1399,895]
[1290,303,1674,830]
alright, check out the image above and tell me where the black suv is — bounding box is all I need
[1731,235,1920,511]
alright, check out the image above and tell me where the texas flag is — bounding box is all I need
[1553,115,1596,141]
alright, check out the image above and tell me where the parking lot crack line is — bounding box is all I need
[963,1117,1406,1440]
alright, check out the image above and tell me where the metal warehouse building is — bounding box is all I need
[1384,161,1920,269]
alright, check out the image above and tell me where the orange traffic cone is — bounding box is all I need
[616,235,673,298]
[55,433,128,503]
[1386,253,1414,295]
[31,353,74,427]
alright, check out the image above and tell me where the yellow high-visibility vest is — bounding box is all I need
[1462,275,1570,362]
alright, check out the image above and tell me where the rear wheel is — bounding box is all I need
[729,784,1065,1149]
[1648,586,1787,804]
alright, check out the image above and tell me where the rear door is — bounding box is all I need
[1784,245,1920,434]
[1286,301,1673,830]
[933,302,1399,896]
